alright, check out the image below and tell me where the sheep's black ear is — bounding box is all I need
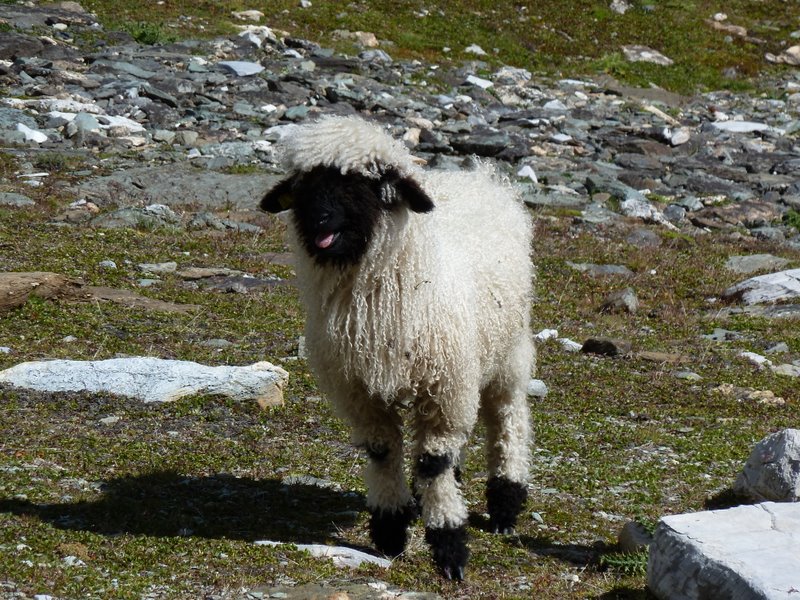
[260,176,296,213]
[383,170,434,213]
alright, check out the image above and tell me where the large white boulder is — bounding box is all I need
[648,502,800,599]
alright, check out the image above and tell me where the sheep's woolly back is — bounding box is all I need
[279,116,419,178]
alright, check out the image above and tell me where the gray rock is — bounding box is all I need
[526,379,548,398]
[0,107,38,130]
[663,204,687,223]
[722,269,800,305]
[601,288,639,314]
[734,429,800,502]
[0,192,35,207]
[567,262,634,277]
[0,357,288,405]
[217,60,265,76]
[622,45,674,66]
[772,364,800,377]
[581,337,632,356]
[74,165,278,210]
[626,228,662,248]
[618,521,653,553]
[701,328,743,342]
[725,255,791,275]
[647,502,800,600]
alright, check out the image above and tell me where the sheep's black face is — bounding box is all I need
[291,166,384,266]
[261,165,434,267]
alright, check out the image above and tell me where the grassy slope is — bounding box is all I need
[80,0,800,94]
[1,1,800,598]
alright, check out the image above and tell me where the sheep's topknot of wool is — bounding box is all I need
[280,115,419,179]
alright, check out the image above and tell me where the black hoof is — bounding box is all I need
[369,504,417,557]
[486,476,528,534]
[425,525,469,581]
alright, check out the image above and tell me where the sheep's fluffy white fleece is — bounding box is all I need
[281,116,535,526]
[279,115,419,179]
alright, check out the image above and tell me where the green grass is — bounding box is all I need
[1,186,799,598]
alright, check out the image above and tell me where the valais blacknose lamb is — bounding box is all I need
[261,115,535,580]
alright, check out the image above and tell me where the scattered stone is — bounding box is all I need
[772,363,800,378]
[622,45,674,66]
[710,120,772,134]
[217,61,265,77]
[0,192,35,207]
[527,379,548,398]
[766,45,800,66]
[464,44,487,56]
[672,370,702,381]
[0,357,288,405]
[581,337,632,357]
[534,329,559,343]
[99,415,120,426]
[725,255,791,275]
[567,262,634,278]
[601,287,639,314]
[625,228,662,248]
[739,350,771,368]
[765,342,790,355]
[702,328,743,342]
[255,541,389,569]
[734,429,800,502]
[722,269,800,305]
[647,502,800,600]
[16,123,48,143]
[637,351,690,364]
[0,272,81,313]
[714,383,785,406]
[610,0,632,15]
[618,521,653,553]
[138,261,178,274]
[97,260,116,270]
[558,338,584,353]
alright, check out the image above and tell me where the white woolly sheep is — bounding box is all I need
[261,115,535,580]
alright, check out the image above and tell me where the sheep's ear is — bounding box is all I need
[260,176,296,213]
[383,171,434,213]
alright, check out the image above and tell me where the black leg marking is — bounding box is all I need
[364,442,389,462]
[425,524,469,581]
[486,476,528,534]
[416,453,451,479]
[369,503,417,557]
[453,465,463,484]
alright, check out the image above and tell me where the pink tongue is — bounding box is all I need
[315,232,336,249]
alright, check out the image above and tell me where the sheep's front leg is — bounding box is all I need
[412,396,477,581]
[335,394,415,557]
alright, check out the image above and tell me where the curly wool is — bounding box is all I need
[284,117,534,458]
[267,115,535,576]
[278,116,420,180]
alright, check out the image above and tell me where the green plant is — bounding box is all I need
[123,21,176,45]
[600,549,650,576]
[785,209,800,232]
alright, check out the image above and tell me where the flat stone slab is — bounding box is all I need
[0,357,288,405]
[648,502,800,599]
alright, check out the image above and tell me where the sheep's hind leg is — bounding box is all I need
[345,401,415,557]
[481,339,533,534]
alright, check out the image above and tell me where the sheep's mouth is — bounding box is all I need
[315,231,340,249]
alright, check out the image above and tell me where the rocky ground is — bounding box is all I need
[1,2,799,599]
